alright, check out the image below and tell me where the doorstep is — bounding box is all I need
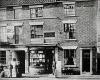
[22,73,55,78]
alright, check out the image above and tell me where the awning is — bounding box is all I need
[26,43,57,47]
[62,19,77,23]
[61,46,77,49]
[29,22,44,25]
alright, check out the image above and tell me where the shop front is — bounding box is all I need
[27,44,56,76]
[0,44,28,77]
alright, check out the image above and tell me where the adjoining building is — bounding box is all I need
[0,0,99,77]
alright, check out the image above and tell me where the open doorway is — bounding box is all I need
[45,49,53,74]
[97,54,100,74]
[82,49,92,75]
[16,51,25,73]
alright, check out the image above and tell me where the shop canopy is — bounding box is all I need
[61,46,77,49]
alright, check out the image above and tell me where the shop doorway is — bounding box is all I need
[97,54,100,74]
[45,49,53,74]
[16,51,25,73]
[82,49,92,75]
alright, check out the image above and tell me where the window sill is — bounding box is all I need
[44,37,55,39]
[31,38,44,44]
[64,39,77,41]
[64,65,76,67]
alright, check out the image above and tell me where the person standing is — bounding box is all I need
[8,63,13,77]
[10,58,18,77]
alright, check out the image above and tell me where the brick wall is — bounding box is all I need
[76,1,97,46]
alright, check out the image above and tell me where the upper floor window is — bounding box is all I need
[31,25,43,38]
[0,26,7,42]
[14,26,22,44]
[63,2,75,16]
[64,23,75,39]
[64,49,76,66]
[6,6,13,11]
[44,32,55,37]
[0,9,6,20]
[30,7,43,18]
[22,5,29,10]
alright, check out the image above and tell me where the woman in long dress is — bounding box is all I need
[10,58,18,77]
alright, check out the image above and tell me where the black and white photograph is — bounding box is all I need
[0,0,100,80]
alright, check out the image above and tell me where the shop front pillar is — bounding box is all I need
[80,48,82,75]
[25,48,29,73]
[55,47,62,77]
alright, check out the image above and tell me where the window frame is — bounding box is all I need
[64,49,76,67]
[63,2,75,16]
[30,7,43,18]
[30,50,45,67]
[64,23,76,39]
[30,25,43,39]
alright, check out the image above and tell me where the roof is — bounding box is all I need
[0,0,91,7]
[0,0,57,7]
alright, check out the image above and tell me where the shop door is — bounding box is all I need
[82,49,91,74]
[16,51,25,73]
[97,54,100,74]
[45,49,53,74]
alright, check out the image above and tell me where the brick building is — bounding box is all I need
[0,0,98,77]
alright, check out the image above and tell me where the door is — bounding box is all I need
[16,51,25,73]
[97,54,100,74]
[82,49,92,74]
[45,49,53,74]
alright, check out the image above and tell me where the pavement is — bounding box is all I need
[1,75,100,80]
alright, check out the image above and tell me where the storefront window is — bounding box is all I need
[0,51,6,64]
[30,50,45,67]
[64,49,76,65]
